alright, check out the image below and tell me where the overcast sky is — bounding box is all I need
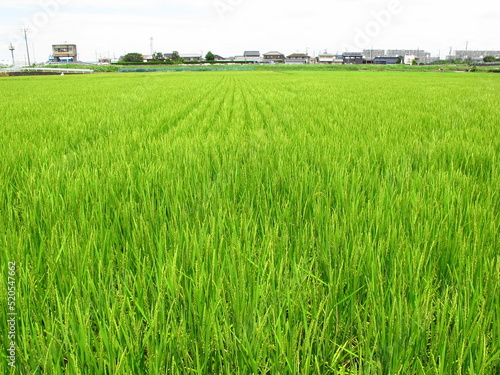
[0,0,498,63]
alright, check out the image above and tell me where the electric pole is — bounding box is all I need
[21,28,31,66]
[9,43,15,67]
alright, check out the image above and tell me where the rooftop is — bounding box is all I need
[263,51,284,55]
[287,53,310,57]
[180,53,202,58]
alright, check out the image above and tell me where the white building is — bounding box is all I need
[404,55,417,65]
[317,53,343,64]
[285,53,310,64]
[180,54,203,62]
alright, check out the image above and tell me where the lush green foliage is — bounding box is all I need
[205,51,215,61]
[0,71,499,374]
[152,52,165,62]
[483,56,499,63]
[171,51,183,63]
[121,53,144,63]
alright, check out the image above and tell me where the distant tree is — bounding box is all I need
[171,51,181,62]
[152,52,164,61]
[121,53,144,63]
[205,51,215,61]
[483,56,496,62]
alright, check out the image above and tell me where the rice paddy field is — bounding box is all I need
[0,71,499,374]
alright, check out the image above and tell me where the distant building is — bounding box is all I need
[453,50,500,60]
[317,53,334,64]
[161,53,202,62]
[404,55,417,65]
[263,51,285,63]
[243,51,261,62]
[317,53,343,64]
[363,49,385,59]
[285,53,310,64]
[386,49,431,63]
[180,53,203,62]
[342,52,363,64]
[232,51,262,62]
[373,56,400,65]
[213,55,226,61]
[52,44,77,62]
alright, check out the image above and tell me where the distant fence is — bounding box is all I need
[21,67,94,74]
[471,62,500,67]
[5,72,69,77]
[118,66,255,73]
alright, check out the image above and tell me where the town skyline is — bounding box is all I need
[1,0,498,64]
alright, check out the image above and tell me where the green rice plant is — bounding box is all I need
[0,71,498,374]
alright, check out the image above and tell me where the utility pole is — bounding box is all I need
[21,28,31,66]
[9,43,15,67]
[465,41,469,61]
